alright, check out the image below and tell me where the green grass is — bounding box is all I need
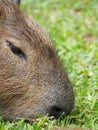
[0,0,98,129]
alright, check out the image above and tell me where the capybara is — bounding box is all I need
[0,0,75,120]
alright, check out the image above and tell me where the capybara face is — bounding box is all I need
[0,0,75,120]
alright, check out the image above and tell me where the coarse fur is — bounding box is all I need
[0,0,75,120]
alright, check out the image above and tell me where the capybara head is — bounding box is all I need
[0,0,75,120]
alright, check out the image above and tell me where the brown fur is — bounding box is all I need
[0,0,74,120]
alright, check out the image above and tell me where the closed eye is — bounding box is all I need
[6,40,27,60]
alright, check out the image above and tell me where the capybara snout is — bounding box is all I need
[0,0,75,120]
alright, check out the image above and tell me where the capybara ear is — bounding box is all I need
[0,2,7,22]
[12,0,20,6]
[0,0,19,22]
[0,1,12,22]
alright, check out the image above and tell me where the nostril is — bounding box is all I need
[52,106,62,112]
[47,105,65,119]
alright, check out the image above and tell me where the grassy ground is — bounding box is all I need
[0,0,98,129]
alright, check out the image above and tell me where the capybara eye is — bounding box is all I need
[6,40,27,60]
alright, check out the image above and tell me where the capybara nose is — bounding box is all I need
[47,105,66,119]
